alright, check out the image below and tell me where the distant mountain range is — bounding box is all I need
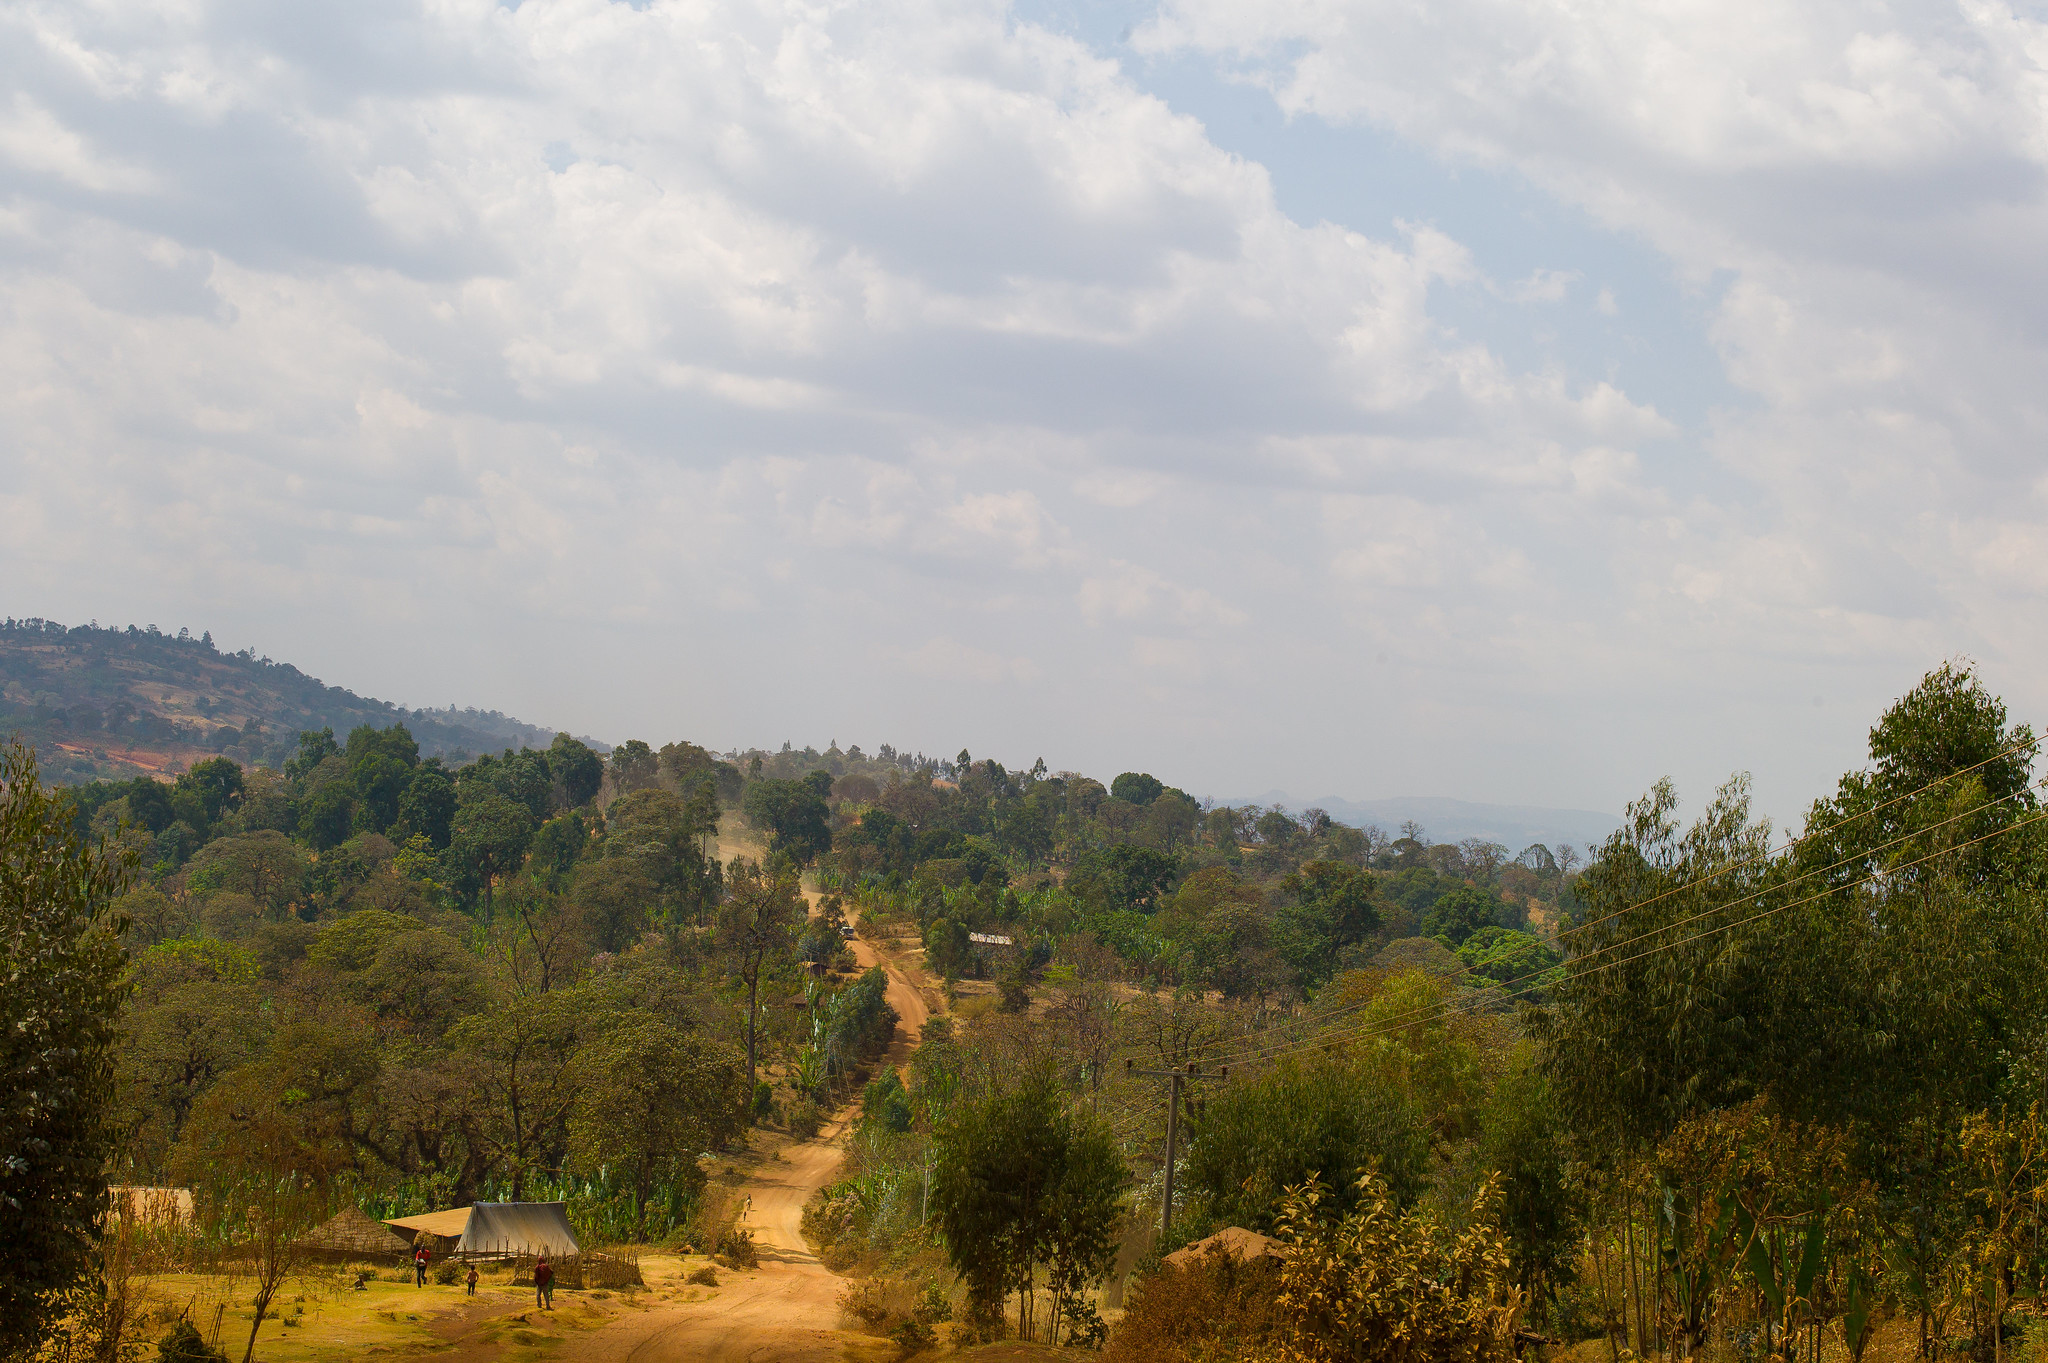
[1,618,594,783]
[1223,791,1621,854]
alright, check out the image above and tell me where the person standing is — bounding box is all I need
[465,1265,478,1296]
[535,1255,554,1311]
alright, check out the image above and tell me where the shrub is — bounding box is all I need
[156,1321,228,1363]
[434,1262,458,1285]
[1105,1246,1284,1363]
[715,1224,758,1270]
[789,1099,824,1139]
[687,1265,720,1287]
[890,1318,936,1354]
[1261,1169,1522,1362]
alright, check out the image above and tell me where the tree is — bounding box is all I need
[931,1064,1130,1342]
[0,742,134,1355]
[173,1062,344,1363]
[176,757,245,828]
[449,792,534,916]
[743,777,832,863]
[548,733,604,808]
[1456,927,1560,990]
[1085,844,1178,914]
[1183,1048,1430,1234]
[716,858,805,1094]
[183,830,309,917]
[396,764,456,849]
[450,993,581,1201]
[609,739,659,793]
[1111,772,1164,806]
[1421,884,1499,946]
[1276,861,1383,987]
[567,1019,744,1238]
[297,780,355,851]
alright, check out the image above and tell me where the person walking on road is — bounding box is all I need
[535,1255,554,1311]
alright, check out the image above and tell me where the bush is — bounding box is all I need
[1105,1247,1284,1363]
[751,1080,774,1122]
[890,1318,936,1354]
[715,1224,759,1270]
[434,1262,458,1285]
[687,1264,720,1287]
[789,1099,824,1139]
[156,1320,228,1363]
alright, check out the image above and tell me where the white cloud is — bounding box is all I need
[6,0,2032,816]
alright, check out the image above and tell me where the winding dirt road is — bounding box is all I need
[560,891,937,1362]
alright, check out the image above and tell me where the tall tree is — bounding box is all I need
[0,742,134,1356]
[716,858,805,1095]
[449,792,534,917]
[567,1019,744,1238]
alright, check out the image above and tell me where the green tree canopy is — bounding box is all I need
[0,742,134,1354]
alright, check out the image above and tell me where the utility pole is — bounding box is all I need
[1127,1059,1227,1240]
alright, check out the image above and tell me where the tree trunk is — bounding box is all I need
[745,954,761,1094]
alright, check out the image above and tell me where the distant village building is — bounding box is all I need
[968,932,1013,948]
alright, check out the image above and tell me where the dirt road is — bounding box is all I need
[558,884,937,1362]
[568,1121,871,1363]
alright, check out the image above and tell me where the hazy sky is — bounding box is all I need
[7,0,2048,828]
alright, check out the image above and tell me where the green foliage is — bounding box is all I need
[742,777,832,863]
[931,1063,1130,1343]
[448,791,534,911]
[155,1319,228,1363]
[0,742,134,1355]
[548,732,604,807]
[824,967,899,1081]
[1079,843,1179,914]
[1455,927,1559,989]
[1111,772,1165,806]
[1420,884,1500,946]
[1183,1048,1430,1233]
[568,1018,745,1238]
[1276,861,1382,988]
[396,764,456,849]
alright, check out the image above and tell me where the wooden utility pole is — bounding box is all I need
[1128,1060,1227,1239]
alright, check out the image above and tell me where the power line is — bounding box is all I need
[1203,803,2048,1073]
[1195,772,2043,1069]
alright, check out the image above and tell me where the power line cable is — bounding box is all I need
[1195,770,2043,1068]
[1204,803,2048,1072]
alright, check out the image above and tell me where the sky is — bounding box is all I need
[6,0,2048,830]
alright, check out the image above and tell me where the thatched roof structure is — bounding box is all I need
[297,1207,414,1261]
[1163,1226,1284,1271]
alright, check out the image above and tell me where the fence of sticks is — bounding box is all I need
[459,1243,644,1291]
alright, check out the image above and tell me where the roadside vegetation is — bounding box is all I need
[8,657,2048,1361]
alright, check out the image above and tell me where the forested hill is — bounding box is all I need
[0,618,580,783]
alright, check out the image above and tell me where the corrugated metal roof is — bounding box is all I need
[968,932,1013,946]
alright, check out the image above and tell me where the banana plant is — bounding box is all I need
[1737,1197,1829,1363]
[1656,1177,1751,1358]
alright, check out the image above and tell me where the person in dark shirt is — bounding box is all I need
[535,1255,554,1310]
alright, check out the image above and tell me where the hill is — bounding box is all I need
[0,617,586,783]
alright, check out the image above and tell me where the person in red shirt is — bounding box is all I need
[413,1245,429,1287]
[534,1255,554,1310]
